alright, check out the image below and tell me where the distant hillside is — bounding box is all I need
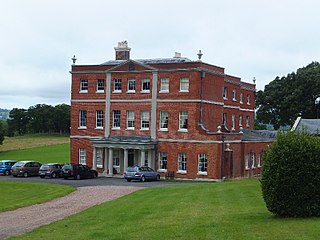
[0,108,10,120]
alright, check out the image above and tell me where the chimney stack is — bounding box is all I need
[114,41,131,60]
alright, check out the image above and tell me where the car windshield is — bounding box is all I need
[14,162,25,167]
[6,162,16,166]
[126,167,140,172]
[40,164,53,170]
[62,165,72,170]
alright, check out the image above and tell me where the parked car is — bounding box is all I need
[11,161,42,177]
[124,166,160,182]
[62,164,98,180]
[39,163,64,178]
[0,160,17,176]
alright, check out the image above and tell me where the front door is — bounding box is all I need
[128,150,134,167]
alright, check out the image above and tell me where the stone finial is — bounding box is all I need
[217,125,222,133]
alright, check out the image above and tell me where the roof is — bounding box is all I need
[242,129,277,142]
[101,57,193,66]
[292,117,320,134]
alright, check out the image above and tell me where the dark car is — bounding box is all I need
[62,164,98,180]
[39,163,64,178]
[124,166,160,182]
[0,160,17,176]
[11,161,42,177]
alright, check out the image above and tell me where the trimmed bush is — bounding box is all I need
[261,131,320,217]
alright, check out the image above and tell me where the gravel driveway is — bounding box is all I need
[0,186,140,239]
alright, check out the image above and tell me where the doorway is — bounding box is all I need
[128,149,134,167]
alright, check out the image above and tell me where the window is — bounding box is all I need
[198,154,208,174]
[127,79,135,92]
[239,115,243,126]
[113,149,120,167]
[141,111,150,130]
[114,79,122,92]
[179,111,188,131]
[96,148,103,168]
[160,111,168,130]
[257,153,261,168]
[222,113,227,126]
[247,94,251,105]
[96,110,104,128]
[126,111,135,129]
[142,79,150,92]
[160,78,169,92]
[79,110,87,128]
[180,78,189,92]
[232,89,236,100]
[245,154,249,170]
[246,116,250,127]
[159,152,167,170]
[113,110,121,129]
[144,151,149,166]
[223,87,228,99]
[240,93,243,103]
[79,148,86,164]
[97,79,104,92]
[251,153,255,168]
[232,113,235,130]
[178,153,187,172]
[80,80,88,93]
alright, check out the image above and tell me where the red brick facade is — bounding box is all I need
[70,42,273,180]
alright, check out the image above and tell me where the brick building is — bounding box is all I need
[70,41,274,180]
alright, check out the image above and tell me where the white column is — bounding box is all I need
[141,150,145,166]
[147,150,151,167]
[104,148,108,172]
[124,149,128,172]
[108,148,113,175]
[92,147,97,170]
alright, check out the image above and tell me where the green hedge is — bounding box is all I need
[261,131,320,217]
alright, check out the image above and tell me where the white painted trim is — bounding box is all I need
[111,99,152,103]
[71,135,104,139]
[291,116,301,131]
[157,138,242,144]
[72,99,105,103]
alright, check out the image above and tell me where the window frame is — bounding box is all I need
[232,89,236,101]
[232,113,235,130]
[159,152,167,172]
[178,111,188,132]
[160,78,169,92]
[96,110,104,129]
[141,79,150,93]
[239,115,243,127]
[113,149,120,167]
[96,148,103,168]
[198,154,208,175]
[113,79,122,93]
[247,94,251,105]
[80,79,88,93]
[112,110,121,129]
[140,111,150,130]
[240,93,243,104]
[96,79,104,93]
[79,148,86,165]
[223,87,228,99]
[79,110,87,129]
[127,79,136,93]
[159,111,168,131]
[246,115,250,127]
[178,152,187,173]
[126,111,135,130]
[222,113,227,126]
[179,78,189,92]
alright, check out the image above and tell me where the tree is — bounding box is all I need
[256,62,320,129]
[53,104,70,134]
[261,131,320,217]
[0,121,5,144]
[7,108,29,135]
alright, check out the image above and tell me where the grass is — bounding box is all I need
[0,143,70,164]
[10,179,320,240]
[0,181,74,212]
[0,134,69,152]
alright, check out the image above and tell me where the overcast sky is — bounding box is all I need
[1,0,319,109]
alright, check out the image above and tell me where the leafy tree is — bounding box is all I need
[0,121,5,144]
[261,131,320,217]
[28,104,55,133]
[53,104,70,134]
[256,62,320,129]
[7,108,29,135]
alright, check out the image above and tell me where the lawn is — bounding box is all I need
[0,134,69,152]
[0,181,74,212]
[10,179,320,240]
[0,143,70,164]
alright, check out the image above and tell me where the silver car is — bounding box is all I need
[124,166,160,182]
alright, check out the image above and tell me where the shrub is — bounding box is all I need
[261,131,320,217]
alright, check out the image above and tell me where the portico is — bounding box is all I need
[91,135,157,176]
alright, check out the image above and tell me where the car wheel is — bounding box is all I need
[126,179,131,182]
[141,175,146,182]
[156,175,160,181]
[40,176,45,179]
[4,170,10,176]
[23,172,29,178]
[51,172,57,178]
[75,174,81,180]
